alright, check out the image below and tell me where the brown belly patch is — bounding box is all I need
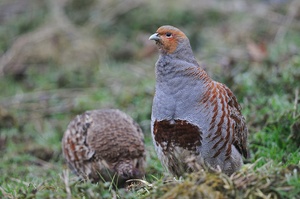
[153,119,202,152]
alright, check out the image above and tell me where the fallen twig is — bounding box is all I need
[60,169,72,199]
[275,0,300,42]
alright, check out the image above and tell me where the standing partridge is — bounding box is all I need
[62,109,146,187]
[149,25,249,177]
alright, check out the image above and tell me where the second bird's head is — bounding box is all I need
[149,25,190,55]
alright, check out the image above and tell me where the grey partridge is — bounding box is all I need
[62,109,146,186]
[149,25,249,177]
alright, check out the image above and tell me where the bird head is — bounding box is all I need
[115,159,144,179]
[149,25,190,55]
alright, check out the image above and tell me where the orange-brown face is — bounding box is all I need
[149,25,187,54]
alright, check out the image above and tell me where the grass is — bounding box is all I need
[0,0,300,198]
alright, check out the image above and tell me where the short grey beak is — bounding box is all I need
[149,33,160,41]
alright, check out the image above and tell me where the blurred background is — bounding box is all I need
[0,0,299,198]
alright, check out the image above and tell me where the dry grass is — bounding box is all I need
[135,160,299,199]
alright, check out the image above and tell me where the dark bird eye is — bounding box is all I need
[166,32,172,37]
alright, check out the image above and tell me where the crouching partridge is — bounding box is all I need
[149,25,249,177]
[62,109,146,187]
